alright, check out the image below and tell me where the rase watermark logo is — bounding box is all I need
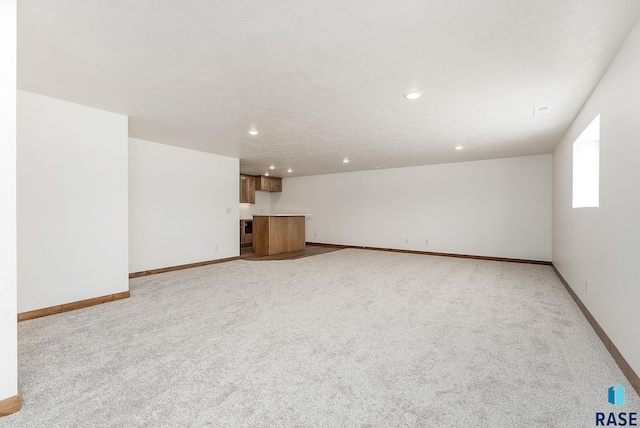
[609,383,626,408]
[596,383,637,426]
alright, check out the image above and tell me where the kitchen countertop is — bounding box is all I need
[240,214,313,220]
[253,214,313,217]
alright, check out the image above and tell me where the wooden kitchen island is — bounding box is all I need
[253,215,308,256]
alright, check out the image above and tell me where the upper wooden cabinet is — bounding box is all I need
[255,176,270,191]
[270,177,282,192]
[255,176,282,193]
[240,175,255,203]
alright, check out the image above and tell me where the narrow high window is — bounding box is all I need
[572,115,600,208]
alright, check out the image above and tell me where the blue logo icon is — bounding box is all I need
[608,383,626,408]
[596,383,636,426]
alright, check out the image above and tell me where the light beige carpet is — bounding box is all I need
[2,249,638,427]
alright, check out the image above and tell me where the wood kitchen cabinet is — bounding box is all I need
[255,176,282,192]
[270,177,283,192]
[253,215,304,255]
[240,175,255,203]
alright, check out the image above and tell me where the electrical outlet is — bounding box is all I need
[425,239,429,245]
[215,245,219,251]
[260,209,263,213]
[226,208,231,214]
[314,233,317,238]
[405,238,409,244]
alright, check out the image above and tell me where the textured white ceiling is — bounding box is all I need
[18,0,640,177]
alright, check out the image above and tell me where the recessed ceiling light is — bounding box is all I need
[248,129,258,136]
[287,168,292,173]
[455,145,464,150]
[265,172,270,176]
[374,166,386,169]
[404,91,423,100]
[269,165,275,170]
[343,158,350,163]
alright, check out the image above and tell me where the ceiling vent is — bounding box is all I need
[533,105,550,115]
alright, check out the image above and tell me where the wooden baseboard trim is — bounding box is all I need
[306,242,551,265]
[129,256,239,279]
[0,394,21,417]
[18,291,130,322]
[552,265,640,397]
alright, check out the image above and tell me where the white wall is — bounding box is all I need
[273,155,552,261]
[0,0,18,402]
[17,91,129,313]
[239,189,271,217]
[129,138,239,272]
[553,20,640,375]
